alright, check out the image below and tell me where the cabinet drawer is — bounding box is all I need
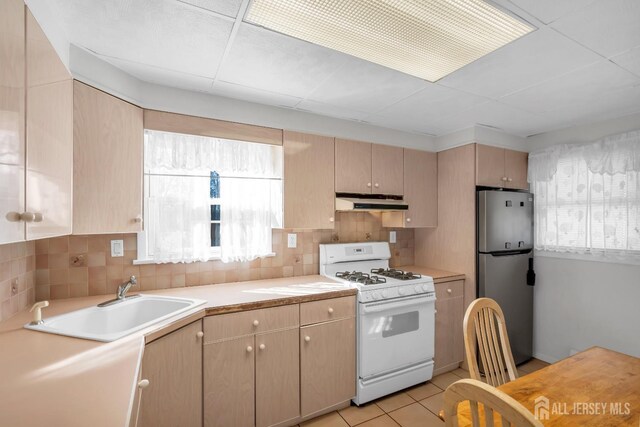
[204,304,299,342]
[435,280,464,300]
[300,296,355,326]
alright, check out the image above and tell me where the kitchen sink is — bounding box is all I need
[24,295,206,342]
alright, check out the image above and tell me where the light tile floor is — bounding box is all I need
[300,359,550,427]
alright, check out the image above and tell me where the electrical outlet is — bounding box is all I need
[287,233,297,248]
[110,240,124,257]
[389,231,397,244]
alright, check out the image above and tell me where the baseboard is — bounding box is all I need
[433,361,462,376]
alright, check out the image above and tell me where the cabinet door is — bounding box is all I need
[139,320,203,427]
[300,317,356,417]
[434,295,464,374]
[25,9,73,240]
[476,144,505,188]
[404,149,437,227]
[372,144,403,195]
[0,0,25,243]
[284,131,335,229]
[73,81,143,234]
[255,328,300,427]
[504,149,529,190]
[204,335,255,427]
[335,138,372,194]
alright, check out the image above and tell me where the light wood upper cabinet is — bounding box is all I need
[335,138,404,195]
[0,0,26,244]
[335,138,372,193]
[300,316,356,418]
[371,144,403,195]
[73,81,143,234]
[25,9,73,240]
[382,148,437,228]
[255,328,300,427]
[433,280,464,376]
[138,320,203,427]
[284,131,335,229]
[476,144,529,190]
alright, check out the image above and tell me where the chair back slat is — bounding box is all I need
[443,379,544,427]
[464,298,518,387]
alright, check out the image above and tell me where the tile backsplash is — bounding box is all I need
[0,241,36,321]
[0,212,414,312]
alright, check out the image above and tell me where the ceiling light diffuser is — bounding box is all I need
[245,0,534,82]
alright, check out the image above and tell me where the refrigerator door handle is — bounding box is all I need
[527,258,536,286]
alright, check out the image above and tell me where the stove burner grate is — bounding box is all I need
[370,268,422,281]
[336,271,387,285]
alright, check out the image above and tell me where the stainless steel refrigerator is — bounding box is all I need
[477,190,534,365]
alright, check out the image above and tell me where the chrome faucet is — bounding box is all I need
[98,276,140,307]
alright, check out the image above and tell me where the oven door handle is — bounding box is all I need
[360,294,434,314]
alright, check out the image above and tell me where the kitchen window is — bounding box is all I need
[137,130,283,264]
[528,130,640,263]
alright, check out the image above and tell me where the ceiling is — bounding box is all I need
[44,0,640,137]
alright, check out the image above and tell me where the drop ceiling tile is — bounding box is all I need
[507,0,598,24]
[50,0,232,78]
[210,81,303,108]
[100,55,215,92]
[373,84,490,128]
[611,46,640,78]
[551,0,640,57]
[295,100,371,121]
[439,28,602,99]
[177,0,243,18]
[500,60,640,116]
[302,57,429,114]
[217,23,350,98]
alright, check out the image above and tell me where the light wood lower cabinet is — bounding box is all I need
[300,316,356,418]
[138,320,203,427]
[433,280,465,375]
[204,335,255,427]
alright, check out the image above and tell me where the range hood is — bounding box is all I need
[335,193,408,212]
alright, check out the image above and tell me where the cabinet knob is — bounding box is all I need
[33,213,43,223]
[328,307,334,314]
[374,183,379,188]
[138,379,150,389]
[259,344,266,351]
[196,331,204,339]
[447,288,452,294]
[434,309,438,314]
[5,212,21,222]
[304,336,311,342]
[134,215,143,223]
[253,320,259,327]
[406,217,411,223]
[507,177,513,182]
[367,182,372,188]
[502,177,508,182]
[329,217,334,223]
[246,346,253,353]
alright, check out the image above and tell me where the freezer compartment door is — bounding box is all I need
[478,191,533,253]
[478,253,533,365]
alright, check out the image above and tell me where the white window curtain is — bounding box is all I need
[145,130,283,263]
[528,129,640,262]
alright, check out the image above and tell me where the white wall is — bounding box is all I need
[528,115,640,362]
[533,256,640,362]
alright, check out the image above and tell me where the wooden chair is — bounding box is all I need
[443,378,543,427]
[463,298,518,387]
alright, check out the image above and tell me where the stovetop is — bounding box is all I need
[335,271,387,286]
[370,268,422,281]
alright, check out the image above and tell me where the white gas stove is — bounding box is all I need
[319,242,436,405]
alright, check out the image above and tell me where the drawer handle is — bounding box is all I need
[434,309,438,314]
[259,344,266,351]
[374,183,379,188]
[447,288,452,294]
[508,177,513,182]
[246,346,253,353]
[502,177,508,182]
[138,379,150,389]
[328,307,334,314]
[304,336,311,342]
[406,217,411,223]
[253,320,259,327]
[329,217,334,222]
[367,182,372,188]
[196,331,204,339]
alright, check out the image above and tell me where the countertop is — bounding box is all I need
[398,265,466,283]
[0,275,354,427]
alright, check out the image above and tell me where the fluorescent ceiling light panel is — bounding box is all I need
[245,0,534,82]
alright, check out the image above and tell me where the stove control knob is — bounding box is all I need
[381,290,388,298]
[398,287,406,296]
[414,285,421,293]
[372,291,380,300]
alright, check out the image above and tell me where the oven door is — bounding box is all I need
[358,294,435,379]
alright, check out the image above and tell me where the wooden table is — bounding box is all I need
[457,347,640,426]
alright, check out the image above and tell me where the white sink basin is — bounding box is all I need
[24,295,206,342]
